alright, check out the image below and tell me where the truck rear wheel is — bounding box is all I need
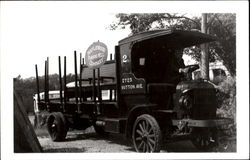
[191,127,218,151]
[47,112,68,141]
[132,114,162,152]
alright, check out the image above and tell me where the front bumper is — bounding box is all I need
[172,118,233,128]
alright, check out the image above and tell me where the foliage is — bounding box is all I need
[208,13,236,76]
[14,74,76,113]
[216,76,236,136]
[110,13,200,34]
[110,13,236,76]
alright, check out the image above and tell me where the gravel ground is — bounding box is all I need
[38,128,134,152]
[30,115,236,153]
[36,127,202,153]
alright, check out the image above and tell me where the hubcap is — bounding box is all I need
[51,121,57,135]
[52,123,56,128]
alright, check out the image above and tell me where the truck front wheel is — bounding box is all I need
[132,114,162,152]
[191,127,218,151]
[47,112,68,141]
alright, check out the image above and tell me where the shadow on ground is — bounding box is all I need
[36,126,236,153]
[64,129,199,152]
[66,130,135,152]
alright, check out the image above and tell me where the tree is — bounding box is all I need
[110,13,200,34]
[207,13,236,76]
[110,13,236,76]
[13,73,78,113]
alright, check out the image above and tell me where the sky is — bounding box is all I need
[1,2,132,78]
[0,2,212,79]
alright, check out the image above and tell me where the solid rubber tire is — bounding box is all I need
[47,112,68,141]
[132,114,162,152]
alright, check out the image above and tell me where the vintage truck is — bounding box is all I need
[35,29,231,152]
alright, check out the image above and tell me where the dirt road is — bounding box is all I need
[37,127,200,153]
[31,115,235,153]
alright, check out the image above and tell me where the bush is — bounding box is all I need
[216,76,236,136]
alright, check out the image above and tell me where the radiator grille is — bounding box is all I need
[192,89,217,119]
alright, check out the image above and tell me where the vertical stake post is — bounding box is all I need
[46,57,50,104]
[79,53,82,103]
[63,56,67,112]
[97,68,101,102]
[74,51,80,113]
[35,64,40,103]
[44,61,47,106]
[97,68,101,114]
[58,56,63,110]
[110,54,112,60]
[109,54,113,101]
[92,69,96,103]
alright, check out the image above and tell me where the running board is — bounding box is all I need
[96,118,127,134]
[172,118,233,127]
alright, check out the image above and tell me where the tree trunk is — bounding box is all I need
[201,13,209,80]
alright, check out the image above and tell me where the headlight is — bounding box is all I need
[179,94,192,110]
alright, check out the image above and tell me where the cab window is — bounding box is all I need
[131,40,175,83]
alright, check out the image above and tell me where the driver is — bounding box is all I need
[175,49,187,74]
[165,48,188,84]
[173,49,200,81]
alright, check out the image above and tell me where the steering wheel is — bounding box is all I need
[186,64,199,73]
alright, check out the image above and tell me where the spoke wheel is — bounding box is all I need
[47,112,68,141]
[132,114,162,152]
[191,127,218,151]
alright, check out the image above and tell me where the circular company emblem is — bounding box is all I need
[85,41,108,69]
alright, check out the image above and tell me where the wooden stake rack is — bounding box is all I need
[35,51,117,115]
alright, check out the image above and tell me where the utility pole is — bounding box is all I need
[201,13,209,80]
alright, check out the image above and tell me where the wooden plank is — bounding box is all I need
[14,91,43,152]
[81,61,116,81]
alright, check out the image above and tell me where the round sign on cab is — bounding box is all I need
[85,41,108,69]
